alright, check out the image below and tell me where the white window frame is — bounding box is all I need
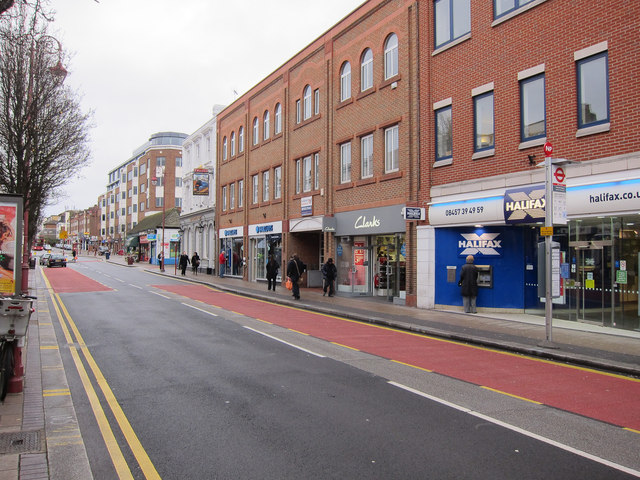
[384,33,398,80]
[340,142,351,183]
[252,175,259,204]
[295,159,301,194]
[230,183,235,209]
[262,170,270,202]
[239,127,245,152]
[274,166,282,199]
[314,89,320,115]
[303,85,312,120]
[252,117,259,145]
[361,134,374,179]
[274,103,282,134]
[384,125,399,173]
[238,179,244,207]
[263,110,270,140]
[361,49,373,92]
[230,131,236,156]
[314,153,320,191]
[222,185,227,211]
[340,61,351,101]
[303,155,312,192]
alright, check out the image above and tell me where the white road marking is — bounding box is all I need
[243,326,325,358]
[181,303,218,316]
[150,292,171,300]
[129,284,143,289]
[388,381,640,477]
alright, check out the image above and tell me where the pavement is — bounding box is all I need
[0,252,638,479]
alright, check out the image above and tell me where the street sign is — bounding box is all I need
[402,207,425,220]
[543,141,553,157]
[540,226,553,236]
[553,166,565,184]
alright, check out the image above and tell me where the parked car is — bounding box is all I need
[98,246,109,255]
[47,254,67,268]
[33,245,43,251]
[39,253,51,265]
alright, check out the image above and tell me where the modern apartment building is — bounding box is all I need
[99,132,187,256]
[417,0,640,331]
[217,0,420,304]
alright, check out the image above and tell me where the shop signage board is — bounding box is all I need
[335,204,407,236]
[402,207,425,220]
[429,196,504,226]
[567,178,640,216]
[301,196,312,216]
[503,185,545,224]
[0,195,22,296]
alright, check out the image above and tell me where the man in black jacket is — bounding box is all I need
[286,254,306,300]
[459,255,479,313]
[321,258,337,297]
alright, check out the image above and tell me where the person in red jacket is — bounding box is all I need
[219,250,226,278]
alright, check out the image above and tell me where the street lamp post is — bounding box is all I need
[20,34,67,294]
[156,165,166,272]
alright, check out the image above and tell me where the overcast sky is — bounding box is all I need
[45,0,364,217]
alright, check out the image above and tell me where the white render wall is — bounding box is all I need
[416,225,435,309]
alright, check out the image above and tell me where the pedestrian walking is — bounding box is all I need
[459,254,479,313]
[321,257,337,297]
[286,254,306,300]
[266,255,279,291]
[179,251,190,276]
[219,250,226,277]
[191,252,200,275]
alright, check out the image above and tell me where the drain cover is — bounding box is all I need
[0,430,44,454]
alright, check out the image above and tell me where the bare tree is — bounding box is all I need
[0,1,92,247]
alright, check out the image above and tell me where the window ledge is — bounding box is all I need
[432,33,471,56]
[379,75,402,90]
[492,0,549,27]
[576,122,610,138]
[355,177,376,187]
[335,182,353,191]
[433,158,453,168]
[380,171,402,182]
[472,149,495,160]
[356,87,377,101]
[518,137,546,150]
[293,113,322,131]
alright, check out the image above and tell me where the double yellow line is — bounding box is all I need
[43,275,160,479]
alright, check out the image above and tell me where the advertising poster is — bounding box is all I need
[193,169,209,196]
[0,202,18,295]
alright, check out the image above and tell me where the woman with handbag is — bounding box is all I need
[286,253,306,300]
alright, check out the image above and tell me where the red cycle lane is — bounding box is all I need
[42,266,113,293]
[157,283,640,432]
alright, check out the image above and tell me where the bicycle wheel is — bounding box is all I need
[0,341,14,402]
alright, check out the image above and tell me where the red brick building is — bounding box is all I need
[417,0,640,331]
[217,0,420,304]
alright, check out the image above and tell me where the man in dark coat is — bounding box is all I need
[459,254,479,313]
[179,251,190,276]
[266,255,279,292]
[321,258,337,297]
[286,254,306,300]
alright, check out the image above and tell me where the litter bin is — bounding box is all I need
[105,252,110,260]
[29,257,36,269]
[127,256,134,265]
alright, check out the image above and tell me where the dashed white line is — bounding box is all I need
[243,326,325,358]
[129,284,143,289]
[388,381,640,477]
[181,303,218,316]
[150,292,171,300]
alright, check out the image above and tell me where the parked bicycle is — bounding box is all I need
[0,295,35,401]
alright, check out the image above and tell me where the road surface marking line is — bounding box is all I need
[40,322,52,325]
[44,275,161,480]
[56,298,162,480]
[40,346,59,350]
[288,329,309,336]
[623,427,640,435]
[181,303,218,316]
[391,359,433,373]
[480,386,543,405]
[331,342,360,351]
[115,278,125,283]
[45,289,134,479]
[129,284,143,289]
[43,390,70,397]
[389,381,640,477]
[254,318,274,325]
[150,291,171,299]
[243,326,325,358]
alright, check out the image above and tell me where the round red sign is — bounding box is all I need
[554,167,565,184]
[543,142,553,157]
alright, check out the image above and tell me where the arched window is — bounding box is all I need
[252,117,259,145]
[230,131,236,156]
[222,136,228,160]
[274,103,282,134]
[361,48,373,91]
[340,62,351,101]
[239,126,244,152]
[263,111,270,140]
[303,85,312,120]
[384,33,398,79]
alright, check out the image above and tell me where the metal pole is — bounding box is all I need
[544,155,554,345]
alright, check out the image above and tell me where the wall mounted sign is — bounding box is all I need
[458,232,502,257]
[503,184,545,224]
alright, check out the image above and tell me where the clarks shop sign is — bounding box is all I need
[335,204,406,236]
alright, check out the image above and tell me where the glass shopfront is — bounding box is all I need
[526,216,640,330]
[334,205,407,299]
[249,222,283,282]
[219,226,244,278]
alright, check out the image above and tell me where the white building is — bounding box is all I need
[180,105,224,273]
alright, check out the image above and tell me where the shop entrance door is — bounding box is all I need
[351,243,370,295]
[572,241,614,326]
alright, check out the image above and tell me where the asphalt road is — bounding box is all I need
[42,259,640,479]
